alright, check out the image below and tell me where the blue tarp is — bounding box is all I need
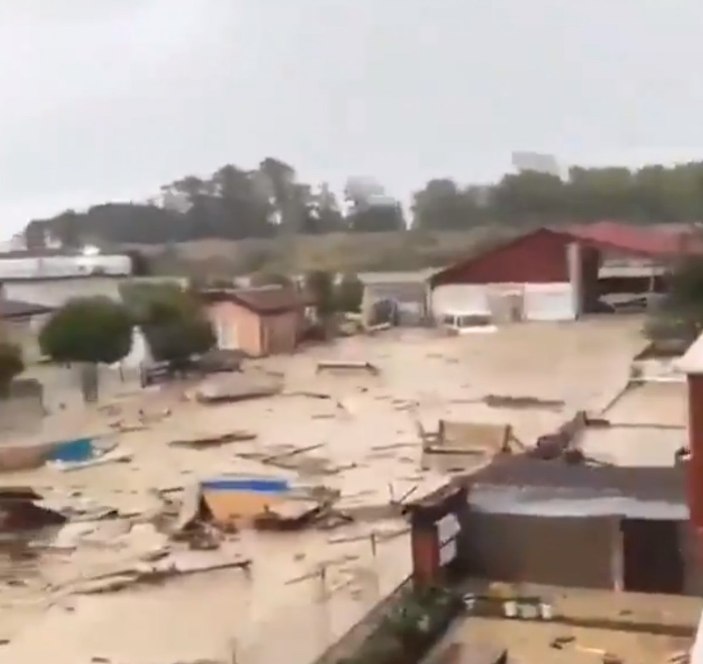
[47,437,95,463]
[201,478,289,494]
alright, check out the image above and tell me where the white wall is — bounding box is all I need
[431,284,490,318]
[2,276,189,309]
[431,282,576,322]
[522,283,576,321]
[118,327,152,369]
[692,613,703,664]
[567,242,582,317]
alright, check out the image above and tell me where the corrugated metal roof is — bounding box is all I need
[431,222,703,287]
[203,285,310,314]
[468,454,685,503]
[469,485,687,519]
[568,221,703,257]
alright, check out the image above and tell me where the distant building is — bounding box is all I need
[0,251,132,281]
[0,250,133,309]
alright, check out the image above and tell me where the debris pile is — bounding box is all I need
[529,411,588,461]
[169,430,257,449]
[0,433,123,474]
[0,488,66,532]
[483,394,565,411]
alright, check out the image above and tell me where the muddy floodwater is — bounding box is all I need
[0,319,654,663]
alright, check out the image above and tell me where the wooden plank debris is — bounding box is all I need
[316,360,380,375]
[170,431,257,448]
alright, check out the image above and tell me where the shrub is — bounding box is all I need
[336,273,364,313]
[39,297,133,365]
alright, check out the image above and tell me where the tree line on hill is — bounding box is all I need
[23,158,703,248]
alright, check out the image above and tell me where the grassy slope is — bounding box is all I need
[120,226,518,277]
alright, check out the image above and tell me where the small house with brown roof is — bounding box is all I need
[203,286,310,357]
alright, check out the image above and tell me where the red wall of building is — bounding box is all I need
[434,229,572,286]
[687,375,703,565]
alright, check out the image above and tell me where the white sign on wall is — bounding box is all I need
[436,513,460,545]
[439,538,457,565]
[436,512,461,566]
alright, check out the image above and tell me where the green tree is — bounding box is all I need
[212,164,275,239]
[51,209,83,248]
[645,257,703,345]
[412,179,490,231]
[303,183,346,234]
[134,287,215,368]
[492,172,566,223]
[39,297,133,402]
[347,203,406,232]
[336,273,364,312]
[305,270,336,317]
[0,342,24,396]
[259,157,297,226]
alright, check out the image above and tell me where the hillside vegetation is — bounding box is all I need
[22,154,703,275]
[120,227,516,278]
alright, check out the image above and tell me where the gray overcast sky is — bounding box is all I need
[2,0,703,234]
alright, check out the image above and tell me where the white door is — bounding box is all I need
[523,283,576,321]
[217,317,239,349]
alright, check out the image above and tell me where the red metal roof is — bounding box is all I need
[567,221,703,257]
[430,223,703,287]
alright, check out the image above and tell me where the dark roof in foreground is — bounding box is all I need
[0,299,53,319]
[202,286,311,314]
[467,454,685,503]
